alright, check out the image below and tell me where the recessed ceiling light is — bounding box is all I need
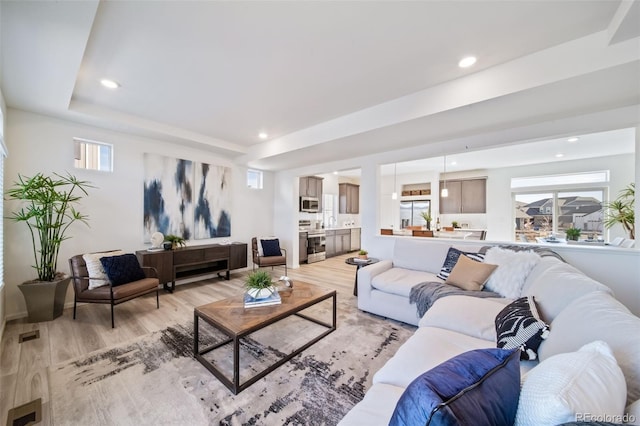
[458,56,477,68]
[555,153,564,158]
[451,161,457,166]
[258,132,268,140]
[567,137,579,143]
[100,79,120,89]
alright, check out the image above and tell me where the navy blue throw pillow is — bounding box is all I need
[261,239,282,257]
[389,348,520,426]
[100,254,146,286]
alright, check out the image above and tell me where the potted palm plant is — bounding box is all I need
[604,183,635,240]
[6,172,92,322]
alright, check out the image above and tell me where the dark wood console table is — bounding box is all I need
[136,242,247,292]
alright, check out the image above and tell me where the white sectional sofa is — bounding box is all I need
[341,238,640,425]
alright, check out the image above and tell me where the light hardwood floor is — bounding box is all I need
[1,253,360,425]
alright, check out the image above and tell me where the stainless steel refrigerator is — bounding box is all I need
[400,200,431,228]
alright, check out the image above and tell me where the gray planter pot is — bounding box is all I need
[18,277,70,322]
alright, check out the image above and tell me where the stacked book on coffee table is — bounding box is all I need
[244,291,282,308]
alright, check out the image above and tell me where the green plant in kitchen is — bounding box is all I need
[164,234,186,249]
[451,221,460,229]
[6,172,92,281]
[604,183,635,240]
[565,227,581,241]
[420,211,432,230]
[358,249,368,260]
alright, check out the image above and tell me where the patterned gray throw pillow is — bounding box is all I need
[495,296,550,360]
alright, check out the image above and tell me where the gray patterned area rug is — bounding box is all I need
[50,300,415,425]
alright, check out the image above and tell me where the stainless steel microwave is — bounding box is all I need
[300,196,320,213]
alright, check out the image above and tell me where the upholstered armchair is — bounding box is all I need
[251,237,287,276]
[69,250,160,328]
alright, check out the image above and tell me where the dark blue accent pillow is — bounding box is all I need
[389,348,520,426]
[100,254,146,286]
[261,239,282,257]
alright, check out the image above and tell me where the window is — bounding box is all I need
[74,138,113,172]
[512,171,608,242]
[247,169,263,189]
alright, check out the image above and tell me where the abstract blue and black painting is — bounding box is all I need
[143,154,195,242]
[194,162,232,239]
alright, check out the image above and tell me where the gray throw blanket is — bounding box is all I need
[409,281,502,319]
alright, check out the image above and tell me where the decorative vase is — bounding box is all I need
[358,254,368,260]
[18,276,71,322]
[247,286,276,299]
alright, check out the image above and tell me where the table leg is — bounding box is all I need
[193,312,199,356]
[353,266,359,296]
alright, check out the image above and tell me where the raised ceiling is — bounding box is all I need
[1,1,639,170]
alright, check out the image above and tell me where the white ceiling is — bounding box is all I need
[1,1,639,171]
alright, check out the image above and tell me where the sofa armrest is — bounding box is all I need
[357,259,393,299]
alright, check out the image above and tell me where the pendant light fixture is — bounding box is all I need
[391,163,398,200]
[441,155,448,198]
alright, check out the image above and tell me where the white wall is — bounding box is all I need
[4,109,275,320]
[0,86,6,337]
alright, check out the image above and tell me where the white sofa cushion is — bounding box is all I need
[520,256,563,295]
[373,327,494,388]
[392,239,451,273]
[516,341,626,426]
[337,383,404,426]
[539,291,640,406]
[371,268,441,298]
[523,261,612,323]
[418,295,510,341]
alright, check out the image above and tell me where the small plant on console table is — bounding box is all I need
[565,227,581,241]
[164,234,186,249]
[245,270,276,299]
[451,221,460,229]
[358,249,368,260]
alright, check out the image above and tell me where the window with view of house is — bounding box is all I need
[512,171,608,242]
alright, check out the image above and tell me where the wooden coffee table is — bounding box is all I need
[193,281,337,394]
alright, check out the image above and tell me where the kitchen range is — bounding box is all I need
[299,220,326,263]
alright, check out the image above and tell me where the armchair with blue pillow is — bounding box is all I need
[251,237,287,276]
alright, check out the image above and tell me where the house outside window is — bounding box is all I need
[512,171,608,242]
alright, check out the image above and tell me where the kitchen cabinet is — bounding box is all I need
[439,178,486,214]
[339,183,359,214]
[299,232,308,263]
[325,230,336,257]
[325,229,353,258]
[350,228,361,251]
[299,176,323,198]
